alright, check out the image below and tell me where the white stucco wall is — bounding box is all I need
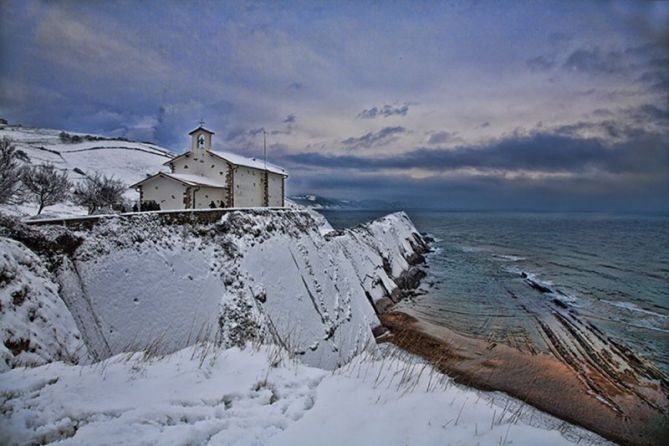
[233,166,264,207]
[267,172,284,207]
[193,186,228,209]
[162,150,284,208]
[140,176,187,210]
[170,152,230,180]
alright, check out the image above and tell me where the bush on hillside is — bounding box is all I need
[21,164,72,215]
[0,137,24,205]
[73,171,126,215]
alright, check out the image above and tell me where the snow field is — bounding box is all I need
[0,343,608,446]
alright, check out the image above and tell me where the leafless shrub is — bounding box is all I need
[21,163,71,215]
[0,137,25,204]
[73,171,126,214]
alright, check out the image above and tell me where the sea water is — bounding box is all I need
[320,210,669,376]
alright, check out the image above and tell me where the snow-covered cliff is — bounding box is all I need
[0,208,426,370]
[0,238,87,371]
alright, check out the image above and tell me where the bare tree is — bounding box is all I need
[0,137,24,204]
[73,171,126,214]
[21,163,72,215]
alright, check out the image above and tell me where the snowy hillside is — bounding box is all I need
[0,124,174,216]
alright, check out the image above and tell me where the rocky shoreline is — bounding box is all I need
[375,234,668,446]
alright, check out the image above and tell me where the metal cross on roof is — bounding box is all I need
[199,119,205,126]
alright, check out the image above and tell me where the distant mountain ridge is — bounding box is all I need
[289,194,404,210]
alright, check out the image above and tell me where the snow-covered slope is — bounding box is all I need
[0,125,174,216]
[0,237,88,371]
[0,343,605,446]
[51,209,424,369]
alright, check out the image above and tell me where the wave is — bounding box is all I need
[423,232,442,243]
[601,300,668,319]
[522,272,553,294]
[505,267,578,306]
[427,246,443,256]
[626,322,669,334]
[460,245,489,253]
[493,254,526,262]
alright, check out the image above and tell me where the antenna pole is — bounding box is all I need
[263,130,268,206]
[263,130,267,170]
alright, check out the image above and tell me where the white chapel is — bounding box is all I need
[131,126,287,209]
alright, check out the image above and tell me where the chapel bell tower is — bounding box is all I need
[189,124,214,154]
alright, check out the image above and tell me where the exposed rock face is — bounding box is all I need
[394,267,427,293]
[332,213,429,316]
[0,209,427,370]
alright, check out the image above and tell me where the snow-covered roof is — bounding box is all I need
[188,126,215,135]
[210,150,287,176]
[164,150,288,176]
[130,172,227,189]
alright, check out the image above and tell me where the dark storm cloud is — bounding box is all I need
[627,104,669,127]
[528,42,668,81]
[341,126,406,150]
[563,47,628,74]
[224,123,293,152]
[637,46,669,93]
[427,131,459,145]
[288,168,669,212]
[554,104,668,139]
[638,70,669,92]
[357,104,410,119]
[287,130,669,176]
[592,108,614,118]
[553,120,628,139]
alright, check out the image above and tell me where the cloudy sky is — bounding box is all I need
[1,0,668,211]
